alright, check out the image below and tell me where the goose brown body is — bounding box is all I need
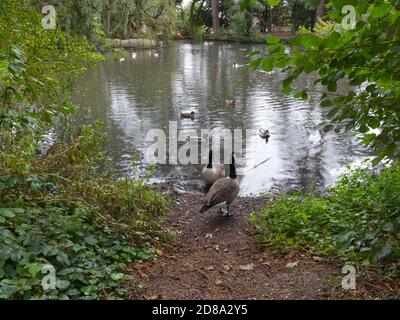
[200,177,239,213]
[200,153,240,215]
[201,150,225,185]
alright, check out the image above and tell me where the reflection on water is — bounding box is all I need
[72,42,370,195]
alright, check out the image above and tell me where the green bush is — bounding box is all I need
[0,123,170,300]
[251,163,400,270]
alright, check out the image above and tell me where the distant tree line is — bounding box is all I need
[30,0,326,41]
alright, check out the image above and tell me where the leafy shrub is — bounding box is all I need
[251,163,400,270]
[0,1,170,300]
[0,123,170,299]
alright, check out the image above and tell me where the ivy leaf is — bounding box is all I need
[84,236,98,246]
[0,208,17,218]
[374,242,392,261]
[56,280,71,290]
[27,263,45,277]
[110,273,125,281]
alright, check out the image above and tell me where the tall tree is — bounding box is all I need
[248,0,400,163]
[315,0,325,22]
[211,0,220,29]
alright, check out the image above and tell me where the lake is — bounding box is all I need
[72,41,370,196]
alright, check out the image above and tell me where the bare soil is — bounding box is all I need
[127,193,399,300]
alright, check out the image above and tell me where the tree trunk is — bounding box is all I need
[315,0,325,23]
[211,0,220,30]
[189,0,197,34]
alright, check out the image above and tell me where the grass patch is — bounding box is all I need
[251,163,400,275]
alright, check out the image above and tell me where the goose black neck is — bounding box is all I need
[230,154,237,179]
[207,150,213,169]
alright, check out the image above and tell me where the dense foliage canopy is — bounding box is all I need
[248,0,400,163]
[0,0,169,299]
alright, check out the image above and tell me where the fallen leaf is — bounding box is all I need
[205,266,215,271]
[239,263,255,271]
[223,265,232,272]
[286,261,299,268]
[205,233,213,239]
[312,256,324,262]
[144,294,162,300]
[215,280,223,286]
[156,249,163,257]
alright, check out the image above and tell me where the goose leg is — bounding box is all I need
[226,204,233,217]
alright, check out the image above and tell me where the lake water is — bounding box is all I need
[72,41,370,195]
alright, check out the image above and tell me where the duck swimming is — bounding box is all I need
[259,128,270,140]
[225,100,236,106]
[180,111,195,119]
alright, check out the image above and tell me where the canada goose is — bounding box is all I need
[201,150,225,185]
[259,128,270,140]
[180,111,195,119]
[200,153,240,217]
[225,100,236,106]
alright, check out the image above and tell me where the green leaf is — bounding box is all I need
[0,208,16,218]
[261,57,274,72]
[369,5,390,19]
[327,82,337,92]
[11,47,24,58]
[374,242,392,261]
[56,280,71,290]
[320,99,332,107]
[81,285,95,295]
[266,36,280,45]
[359,125,369,133]
[250,58,263,70]
[111,273,125,281]
[27,263,45,277]
[323,124,334,132]
[282,84,292,94]
[368,117,381,129]
[294,90,308,100]
[267,0,281,6]
[84,236,98,246]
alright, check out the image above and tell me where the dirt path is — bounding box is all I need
[127,192,353,300]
